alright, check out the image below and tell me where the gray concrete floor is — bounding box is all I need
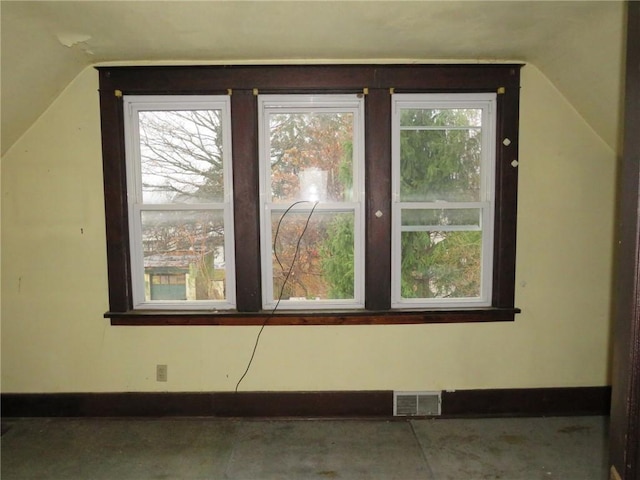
[1,416,608,479]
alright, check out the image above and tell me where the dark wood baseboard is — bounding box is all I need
[0,391,392,418]
[441,386,612,417]
[1,386,611,418]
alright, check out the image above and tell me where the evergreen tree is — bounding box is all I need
[321,107,483,300]
[398,107,482,299]
[320,142,355,299]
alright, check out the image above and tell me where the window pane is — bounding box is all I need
[141,210,227,301]
[401,230,482,299]
[401,209,480,228]
[400,108,481,127]
[138,110,225,204]
[399,128,481,202]
[269,112,354,203]
[270,210,355,301]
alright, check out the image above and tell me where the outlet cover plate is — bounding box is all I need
[156,364,168,382]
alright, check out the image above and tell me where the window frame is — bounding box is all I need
[98,64,522,325]
[391,93,497,308]
[258,94,366,310]
[122,95,236,310]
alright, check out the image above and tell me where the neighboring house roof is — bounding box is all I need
[144,253,200,269]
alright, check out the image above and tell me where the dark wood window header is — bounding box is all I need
[98,64,523,326]
[97,64,523,93]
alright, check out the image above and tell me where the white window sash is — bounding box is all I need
[258,94,365,310]
[391,93,496,308]
[123,95,236,310]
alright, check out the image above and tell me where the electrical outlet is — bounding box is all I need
[156,364,168,382]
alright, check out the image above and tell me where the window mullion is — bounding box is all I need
[231,90,262,312]
[365,89,392,310]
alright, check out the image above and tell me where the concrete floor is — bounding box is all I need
[1,416,608,479]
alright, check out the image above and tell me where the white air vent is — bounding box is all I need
[393,391,441,416]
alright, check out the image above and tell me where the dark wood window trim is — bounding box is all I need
[97,64,523,326]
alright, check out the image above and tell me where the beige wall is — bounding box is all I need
[0,63,615,393]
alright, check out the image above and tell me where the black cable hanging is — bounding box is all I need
[235,200,319,393]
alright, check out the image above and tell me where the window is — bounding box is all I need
[391,94,496,308]
[123,96,235,310]
[98,65,522,325]
[259,95,365,309]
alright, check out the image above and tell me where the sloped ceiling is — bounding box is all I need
[0,1,626,156]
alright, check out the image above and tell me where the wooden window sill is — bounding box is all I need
[105,308,520,326]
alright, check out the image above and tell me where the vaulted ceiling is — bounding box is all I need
[0,1,626,156]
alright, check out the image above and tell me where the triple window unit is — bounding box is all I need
[99,65,521,325]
